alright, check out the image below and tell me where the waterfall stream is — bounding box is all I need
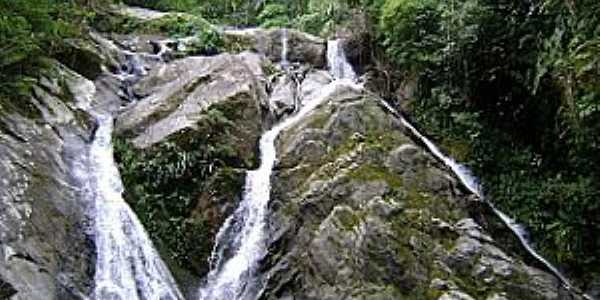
[327,34,590,298]
[281,28,289,67]
[376,100,588,298]
[327,40,357,81]
[78,32,586,300]
[197,37,359,300]
[82,45,183,300]
[89,113,183,300]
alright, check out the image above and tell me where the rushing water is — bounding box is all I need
[80,41,183,300]
[281,28,289,67]
[327,39,357,81]
[198,81,359,300]
[89,113,184,300]
[197,38,360,300]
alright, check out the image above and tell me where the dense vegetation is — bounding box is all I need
[0,0,114,101]
[371,0,600,280]
[114,102,255,275]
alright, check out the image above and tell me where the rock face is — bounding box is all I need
[259,82,571,299]
[223,28,326,67]
[0,62,98,299]
[115,51,267,149]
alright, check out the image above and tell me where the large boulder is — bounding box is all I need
[259,82,574,300]
[113,50,269,296]
[116,51,267,150]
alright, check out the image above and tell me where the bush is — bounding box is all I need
[379,0,444,73]
[257,4,290,28]
[114,104,249,274]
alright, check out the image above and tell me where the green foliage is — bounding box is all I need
[257,4,289,28]
[293,0,355,36]
[379,0,443,73]
[142,14,224,54]
[122,0,197,12]
[123,0,258,26]
[101,12,224,54]
[0,0,111,99]
[114,105,248,274]
[375,0,600,278]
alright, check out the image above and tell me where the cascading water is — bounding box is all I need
[197,38,360,300]
[281,28,289,67]
[82,44,183,300]
[89,113,183,300]
[327,39,357,81]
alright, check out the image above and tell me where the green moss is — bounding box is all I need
[222,34,256,53]
[281,201,300,217]
[349,164,404,189]
[335,208,362,231]
[262,61,280,77]
[306,109,331,129]
[440,138,471,162]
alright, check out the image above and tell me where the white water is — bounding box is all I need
[376,100,589,297]
[198,80,358,300]
[281,28,289,67]
[327,40,357,81]
[198,38,360,299]
[89,113,184,300]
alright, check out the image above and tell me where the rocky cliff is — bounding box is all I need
[0,60,110,298]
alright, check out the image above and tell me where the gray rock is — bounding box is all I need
[116,52,266,149]
[118,5,169,20]
[299,70,332,104]
[0,62,97,299]
[260,82,568,300]
[438,290,476,300]
[268,74,297,118]
[223,28,326,67]
[486,293,509,300]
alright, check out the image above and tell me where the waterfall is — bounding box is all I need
[198,39,360,298]
[281,28,289,67]
[77,41,183,300]
[327,39,357,81]
[376,100,588,298]
[88,113,184,300]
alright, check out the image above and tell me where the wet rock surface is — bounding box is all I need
[260,84,573,300]
[0,62,101,299]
